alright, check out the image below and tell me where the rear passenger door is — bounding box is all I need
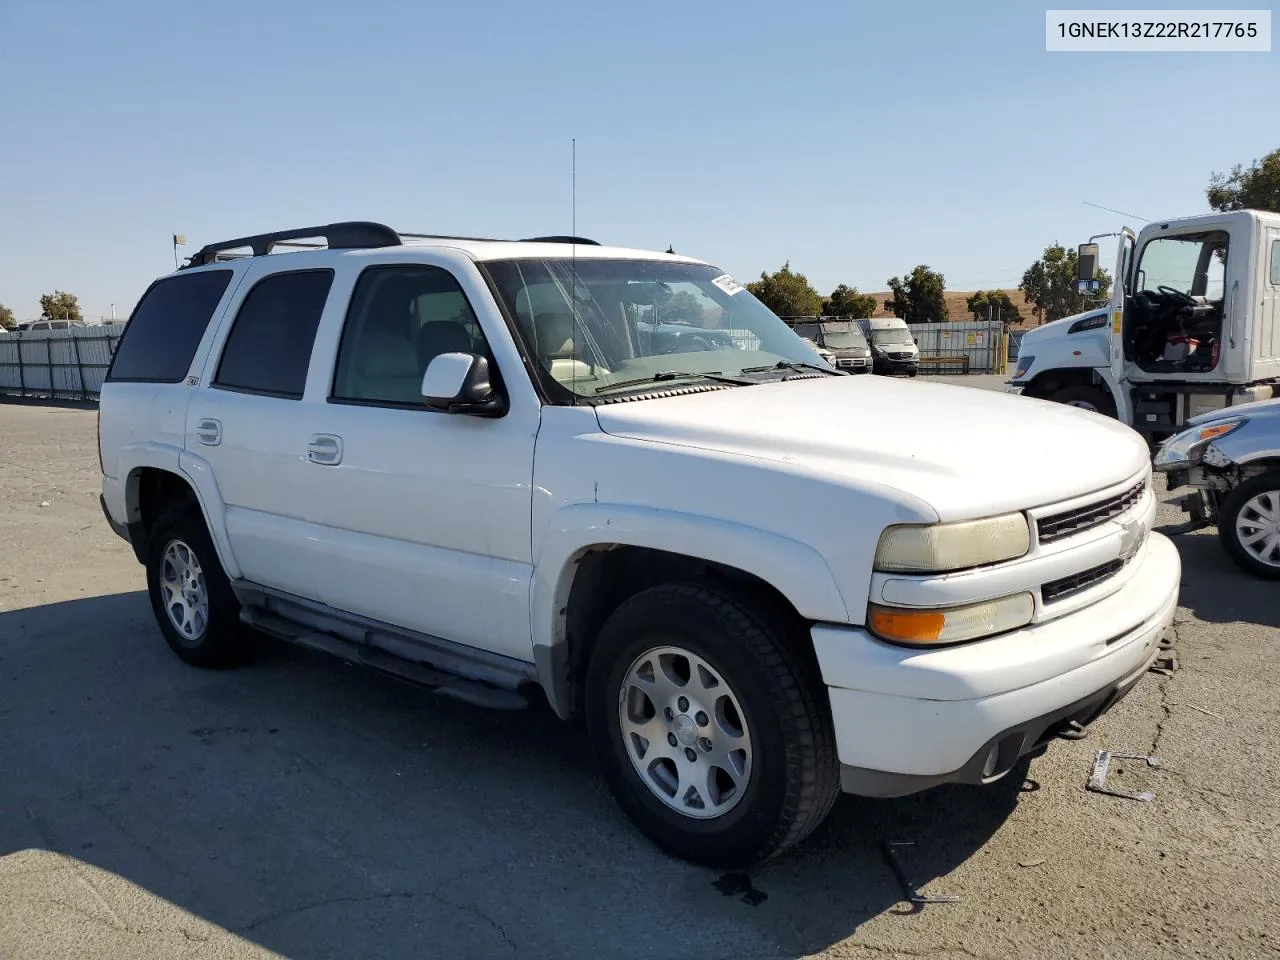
[185,263,335,593]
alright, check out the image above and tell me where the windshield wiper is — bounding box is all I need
[592,370,756,395]
[740,360,847,377]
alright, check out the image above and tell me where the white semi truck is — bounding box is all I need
[1008,208,1280,444]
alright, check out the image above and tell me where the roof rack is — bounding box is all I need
[181,222,602,268]
[520,235,600,245]
[185,221,402,267]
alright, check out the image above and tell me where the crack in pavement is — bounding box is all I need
[243,889,518,952]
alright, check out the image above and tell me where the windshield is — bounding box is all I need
[872,327,913,345]
[822,330,867,349]
[483,258,826,399]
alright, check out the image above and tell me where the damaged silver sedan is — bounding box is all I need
[1155,398,1280,579]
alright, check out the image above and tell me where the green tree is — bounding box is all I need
[965,289,1022,328]
[39,291,83,323]
[1019,245,1112,325]
[822,283,877,318]
[1207,146,1280,212]
[0,304,15,330]
[746,263,822,317]
[654,290,706,325]
[884,265,947,323]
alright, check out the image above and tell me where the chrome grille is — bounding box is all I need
[1037,481,1145,544]
[1042,559,1125,604]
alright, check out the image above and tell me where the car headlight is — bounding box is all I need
[1012,355,1035,380]
[1153,418,1247,469]
[874,513,1031,573]
[868,593,1035,646]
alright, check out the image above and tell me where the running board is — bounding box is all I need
[240,607,529,711]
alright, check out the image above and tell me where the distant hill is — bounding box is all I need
[866,288,1040,329]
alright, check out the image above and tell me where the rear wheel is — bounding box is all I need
[1218,473,1280,579]
[145,504,250,667]
[585,582,840,868]
[1049,384,1117,418]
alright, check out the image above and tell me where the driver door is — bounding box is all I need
[1110,227,1136,407]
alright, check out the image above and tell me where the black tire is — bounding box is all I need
[1217,472,1280,580]
[1049,384,1117,418]
[907,369,918,378]
[145,503,250,667]
[584,582,840,868]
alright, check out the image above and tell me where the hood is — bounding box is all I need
[1019,308,1107,345]
[593,376,1149,521]
[1188,396,1280,426]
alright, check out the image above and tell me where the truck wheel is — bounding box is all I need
[1217,472,1280,580]
[145,504,250,667]
[1049,385,1116,418]
[585,582,840,868]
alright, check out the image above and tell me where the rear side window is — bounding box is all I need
[107,270,233,382]
[1271,240,1279,286]
[213,270,333,398]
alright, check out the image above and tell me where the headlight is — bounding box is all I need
[874,513,1031,573]
[1012,355,1035,380]
[1153,418,1247,469]
[868,593,1035,646]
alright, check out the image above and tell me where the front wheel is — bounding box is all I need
[585,582,840,868]
[1218,473,1280,579]
[1049,384,1117,418]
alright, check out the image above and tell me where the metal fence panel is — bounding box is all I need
[0,326,123,400]
[907,320,1007,374]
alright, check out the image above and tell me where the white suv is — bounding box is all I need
[98,222,1181,868]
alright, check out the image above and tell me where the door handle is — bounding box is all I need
[307,434,343,466]
[194,418,222,446]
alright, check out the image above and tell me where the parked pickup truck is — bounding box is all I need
[99,221,1181,868]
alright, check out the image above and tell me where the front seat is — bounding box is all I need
[416,320,474,370]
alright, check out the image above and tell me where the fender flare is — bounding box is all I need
[529,502,852,718]
[117,443,242,580]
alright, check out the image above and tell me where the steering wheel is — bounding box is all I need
[1156,285,1197,307]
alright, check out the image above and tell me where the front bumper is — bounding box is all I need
[1005,382,1025,395]
[812,531,1180,796]
[874,356,918,374]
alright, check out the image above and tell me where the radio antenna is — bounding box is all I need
[571,138,578,398]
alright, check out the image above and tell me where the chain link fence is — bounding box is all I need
[0,326,124,400]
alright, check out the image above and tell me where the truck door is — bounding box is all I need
[1261,226,1280,379]
[1110,227,1137,419]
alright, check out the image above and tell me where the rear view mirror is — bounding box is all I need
[422,353,505,417]
[1077,243,1100,282]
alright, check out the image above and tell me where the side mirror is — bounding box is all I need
[1077,243,1100,282]
[422,352,506,416]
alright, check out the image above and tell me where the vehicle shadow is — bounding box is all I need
[0,592,1026,960]
[1160,526,1280,629]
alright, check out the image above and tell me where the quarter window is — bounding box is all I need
[213,270,333,398]
[331,265,490,406]
[107,269,233,383]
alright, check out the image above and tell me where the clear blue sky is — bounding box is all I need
[1,0,1275,321]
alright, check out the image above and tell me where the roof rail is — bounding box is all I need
[519,235,600,245]
[184,221,402,268]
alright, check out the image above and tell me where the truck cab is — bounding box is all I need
[1010,209,1280,443]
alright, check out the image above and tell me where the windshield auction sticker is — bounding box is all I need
[1046,9,1271,51]
[711,274,746,296]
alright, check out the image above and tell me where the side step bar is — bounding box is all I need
[240,607,529,711]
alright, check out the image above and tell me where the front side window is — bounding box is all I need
[482,258,824,399]
[1136,232,1228,300]
[332,264,490,406]
[213,269,333,398]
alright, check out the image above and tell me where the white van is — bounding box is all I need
[857,317,920,376]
